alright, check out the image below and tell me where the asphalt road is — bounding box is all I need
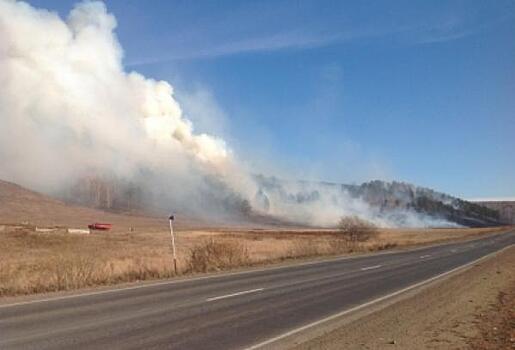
[1,230,513,350]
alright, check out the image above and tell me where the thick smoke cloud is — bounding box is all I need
[0,0,454,227]
[0,0,252,199]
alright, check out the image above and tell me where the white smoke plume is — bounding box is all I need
[0,0,252,197]
[0,0,456,228]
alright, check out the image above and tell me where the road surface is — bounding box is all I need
[1,230,513,350]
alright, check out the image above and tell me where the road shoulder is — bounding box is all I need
[292,245,515,350]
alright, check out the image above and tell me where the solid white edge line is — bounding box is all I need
[0,231,511,309]
[206,288,264,302]
[360,265,382,271]
[243,244,514,350]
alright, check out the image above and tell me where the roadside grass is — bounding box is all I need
[0,226,509,297]
[0,230,177,296]
[187,239,251,273]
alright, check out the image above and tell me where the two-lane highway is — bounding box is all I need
[1,230,513,350]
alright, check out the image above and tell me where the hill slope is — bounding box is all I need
[0,180,173,231]
[0,178,501,230]
[0,180,293,230]
[345,180,501,227]
[254,176,500,227]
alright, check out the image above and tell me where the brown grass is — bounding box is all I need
[0,229,177,296]
[187,239,250,273]
[0,225,510,297]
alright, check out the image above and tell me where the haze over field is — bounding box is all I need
[0,0,508,227]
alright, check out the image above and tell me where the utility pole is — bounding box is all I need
[168,215,177,275]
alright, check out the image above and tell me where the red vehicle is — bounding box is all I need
[88,223,112,231]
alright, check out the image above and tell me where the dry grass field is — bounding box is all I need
[0,224,509,297]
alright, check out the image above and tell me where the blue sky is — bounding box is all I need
[29,0,515,199]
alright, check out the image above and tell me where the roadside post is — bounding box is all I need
[168,215,177,275]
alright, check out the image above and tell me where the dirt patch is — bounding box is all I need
[293,246,515,350]
[469,279,515,349]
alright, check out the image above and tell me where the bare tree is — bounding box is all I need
[337,215,378,243]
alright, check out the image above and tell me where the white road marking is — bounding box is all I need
[243,244,513,350]
[450,249,457,253]
[420,254,431,259]
[360,265,382,271]
[206,288,264,302]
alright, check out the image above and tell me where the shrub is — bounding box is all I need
[187,239,250,273]
[337,215,379,243]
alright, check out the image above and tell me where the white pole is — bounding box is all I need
[168,215,177,274]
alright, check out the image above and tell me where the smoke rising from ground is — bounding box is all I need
[0,0,254,207]
[0,0,455,227]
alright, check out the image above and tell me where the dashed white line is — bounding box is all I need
[243,245,513,350]
[206,288,264,302]
[420,254,431,259]
[360,265,382,271]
